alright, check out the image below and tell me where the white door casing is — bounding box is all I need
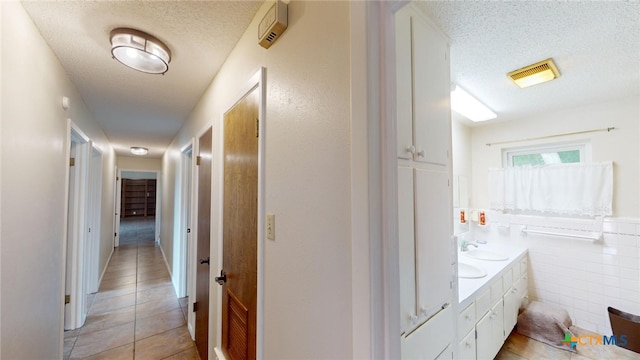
[64,120,91,330]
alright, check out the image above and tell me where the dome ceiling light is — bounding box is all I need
[130,147,148,156]
[110,28,171,75]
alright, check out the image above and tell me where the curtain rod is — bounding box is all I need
[486,127,615,147]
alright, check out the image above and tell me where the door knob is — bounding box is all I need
[199,257,210,265]
[215,270,227,286]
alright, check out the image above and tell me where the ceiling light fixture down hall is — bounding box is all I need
[130,147,148,156]
[450,85,497,122]
[110,28,171,74]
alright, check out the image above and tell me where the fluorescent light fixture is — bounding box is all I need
[450,85,497,122]
[507,58,560,88]
[130,147,148,156]
[110,28,171,74]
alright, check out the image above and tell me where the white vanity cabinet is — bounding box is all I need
[457,251,529,360]
[396,3,454,359]
[395,4,451,166]
[504,259,530,338]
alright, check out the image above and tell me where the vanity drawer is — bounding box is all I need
[515,273,528,299]
[519,258,528,277]
[458,303,476,338]
[490,279,503,304]
[502,268,513,290]
[475,288,491,317]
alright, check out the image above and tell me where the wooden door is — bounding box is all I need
[195,127,213,360]
[221,88,259,360]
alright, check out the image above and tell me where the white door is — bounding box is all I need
[395,6,414,160]
[411,12,450,166]
[398,166,416,334]
[414,168,452,320]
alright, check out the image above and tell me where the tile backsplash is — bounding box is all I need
[468,211,640,336]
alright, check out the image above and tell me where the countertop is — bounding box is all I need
[457,242,528,311]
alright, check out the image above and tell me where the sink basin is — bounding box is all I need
[458,262,487,279]
[462,249,509,261]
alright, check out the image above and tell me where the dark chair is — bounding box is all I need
[608,306,640,354]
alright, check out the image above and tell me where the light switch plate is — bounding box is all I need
[266,213,275,240]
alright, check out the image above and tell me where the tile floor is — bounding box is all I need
[64,217,199,360]
[497,327,640,360]
[66,219,639,360]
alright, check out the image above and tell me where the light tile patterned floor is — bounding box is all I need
[64,217,197,359]
[496,327,640,360]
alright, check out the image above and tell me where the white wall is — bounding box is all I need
[452,114,472,180]
[470,96,640,217]
[465,96,640,336]
[1,2,115,357]
[118,155,162,172]
[162,1,353,357]
[0,2,3,353]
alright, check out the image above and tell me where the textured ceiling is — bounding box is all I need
[22,0,263,157]
[415,1,640,126]
[21,0,640,153]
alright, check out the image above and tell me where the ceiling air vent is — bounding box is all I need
[507,58,560,88]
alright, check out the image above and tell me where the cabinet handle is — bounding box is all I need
[410,315,418,324]
[465,342,471,348]
[405,145,416,154]
[465,314,471,320]
[416,149,425,157]
[512,288,517,293]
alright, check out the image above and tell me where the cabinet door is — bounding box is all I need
[412,14,450,166]
[398,166,417,333]
[475,310,493,360]
[414,169,451,319]
[395,6,414,160]
[458,330,476,360]
[491,299,505,352]
[476,299,504,360]
[503,287,518,339]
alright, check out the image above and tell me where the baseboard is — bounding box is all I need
[158,243,173,279]
[214,347,227,360]
[188,322,195,340]
[97,247,114,289]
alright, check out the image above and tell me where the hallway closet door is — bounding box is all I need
[220,86,259,360]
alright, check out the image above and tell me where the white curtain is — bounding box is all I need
[489,162,613,216]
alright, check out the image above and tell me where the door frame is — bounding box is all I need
[172,139,196,304]
[350,1,406,358]
[188,129,207,340]
[213,67,266,360]
[63,119,91,330]
[115,169,161,243]
[86,144,103,294]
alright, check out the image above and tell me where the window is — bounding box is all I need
[503,142,591,167]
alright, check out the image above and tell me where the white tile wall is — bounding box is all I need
[470,212,640,336]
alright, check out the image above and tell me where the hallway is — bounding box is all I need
[64,218,198,359]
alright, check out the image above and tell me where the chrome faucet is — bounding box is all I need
[460,240,479,252]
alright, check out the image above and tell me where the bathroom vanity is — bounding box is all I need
[457,244,528,360]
